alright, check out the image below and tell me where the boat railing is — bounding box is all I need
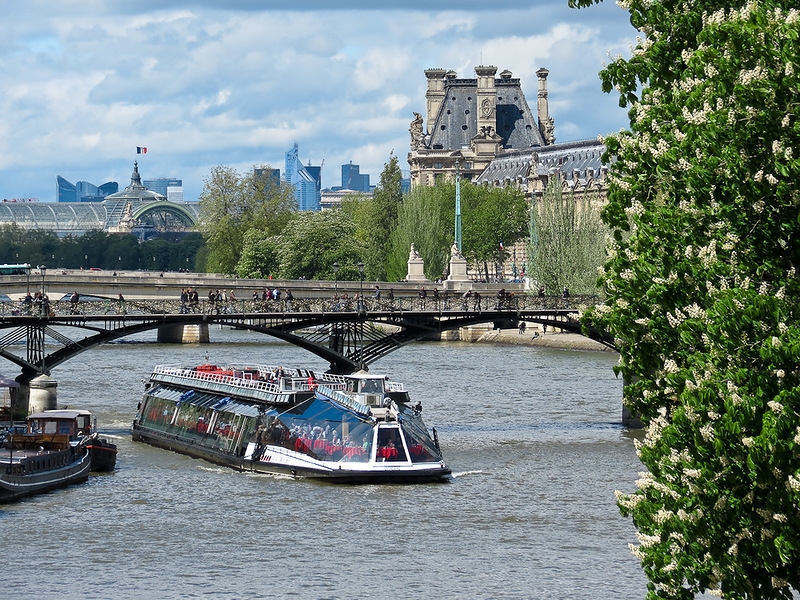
[152,365,283,394]
[151,364,350,395]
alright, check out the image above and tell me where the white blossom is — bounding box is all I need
[768,400,784,414]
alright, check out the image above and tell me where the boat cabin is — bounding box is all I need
[343,372,393,407]
[27,410,93,441]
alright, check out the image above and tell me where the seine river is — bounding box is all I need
[1,328,649,599]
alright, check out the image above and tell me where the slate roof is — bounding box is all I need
[427,76,545,151]
[475,139,608,188]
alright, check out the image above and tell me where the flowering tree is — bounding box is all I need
[574,0,800,597]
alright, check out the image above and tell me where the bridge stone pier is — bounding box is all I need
[157,323,209,343]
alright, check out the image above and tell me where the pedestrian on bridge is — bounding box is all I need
[473,290,482,312]
[285,289,293,312]
[70,291,80,315]
[117,293,126,314]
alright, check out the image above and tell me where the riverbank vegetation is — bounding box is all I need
[527,179,607,295]
[577,0,800,596]
[200,153,530,283]
[0,226,203,272]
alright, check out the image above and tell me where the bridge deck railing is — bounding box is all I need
[0,293,599,318]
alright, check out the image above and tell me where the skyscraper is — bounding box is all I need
[143,178,184,202]
[285,143,321,211]
[56,176,118,202]
[341,162,370,192]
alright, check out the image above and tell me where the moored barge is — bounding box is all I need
[0,409,116,503]
[132,364,450,483]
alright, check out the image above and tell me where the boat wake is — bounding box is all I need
[450,470,485,478]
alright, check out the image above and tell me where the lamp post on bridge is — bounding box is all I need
[39,266,47,317]
[357,262,364,313]
[358,261,365,369]
[332,262,339,294]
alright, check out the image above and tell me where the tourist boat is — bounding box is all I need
[0,409,117,503]
[132,363,451,483]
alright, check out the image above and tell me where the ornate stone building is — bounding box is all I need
[407,65,608,201]
[407,65,610,281]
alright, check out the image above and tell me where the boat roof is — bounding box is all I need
[27,409,92,420]
[0,375,19,388]
[345,371,388,380]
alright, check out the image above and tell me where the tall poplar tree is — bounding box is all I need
[362,152,403,280]
[527,178,607,295]
[575,0,800,597]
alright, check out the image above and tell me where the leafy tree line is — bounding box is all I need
[201,154,539,283]
[0,225,204,272]
[576,0,800,597]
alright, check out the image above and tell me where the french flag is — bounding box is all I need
[136,146,148,154]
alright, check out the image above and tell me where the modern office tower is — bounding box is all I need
[341,162,370,192]
[285,143,321,211]
[143,178,183,202]
[57,176,118,202]
[254,168,281,188]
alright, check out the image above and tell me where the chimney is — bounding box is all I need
[475,65,498,137]
[424,68,448,132]
[537,67,555,144]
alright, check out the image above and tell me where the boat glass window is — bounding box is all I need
[138,396,178,432]
[397,404,443,462]
[264,398,373,463]
[358,379,384,394]
[376,427,408,462]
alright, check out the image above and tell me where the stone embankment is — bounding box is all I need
[473,328,615,353]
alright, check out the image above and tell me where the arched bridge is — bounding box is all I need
[0,294,613,379]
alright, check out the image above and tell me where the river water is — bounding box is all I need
[1,328,649,599]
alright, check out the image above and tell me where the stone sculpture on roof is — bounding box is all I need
[410,112,424,150]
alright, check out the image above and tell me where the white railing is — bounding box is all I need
[151,364,403,395]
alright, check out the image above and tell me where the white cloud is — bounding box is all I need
[0,2,637,201]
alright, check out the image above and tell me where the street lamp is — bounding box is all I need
[357,261,365,369]
[332,262,339,294]
[39,266,47,315]
[357,262,364,312]
[84,254,88,270]
[25,265,30,295]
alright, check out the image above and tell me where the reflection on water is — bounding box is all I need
[3,328,649,600]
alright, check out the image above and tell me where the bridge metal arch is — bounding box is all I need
[0,308,616,378]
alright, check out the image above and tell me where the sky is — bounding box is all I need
[0,1,639,203]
